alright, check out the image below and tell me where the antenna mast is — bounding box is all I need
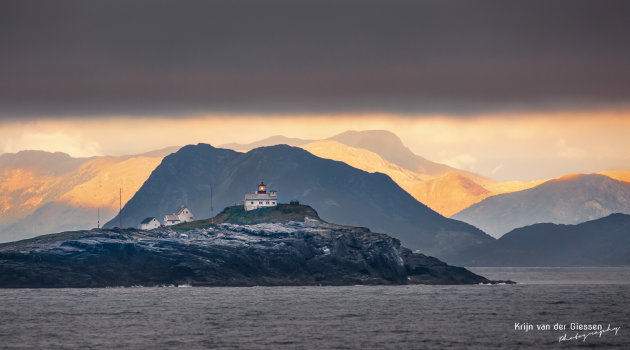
[119,187,122,228]
[97,208,100,229]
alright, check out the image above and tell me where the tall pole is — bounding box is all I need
[210,185,214,224]
[98,182,102,229]
[119,187,122,228]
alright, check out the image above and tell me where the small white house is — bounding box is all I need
[140,217,160,230]
[243,181,278,211]
[163,205,194,226]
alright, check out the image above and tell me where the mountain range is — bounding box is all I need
[104,143,494,261]
[223,130,542,216]
[0,147,178,242]
[5,130,491,241]
[452,174,630,238]
[220,130,493,182]
[2,130,629,267]
[454,213,630,266]
[0,130,552,243]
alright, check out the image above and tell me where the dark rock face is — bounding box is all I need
[0,217,490,288]
[104,143,492,261]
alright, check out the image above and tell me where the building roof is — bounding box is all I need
[141,217,156,224]
[174,205,188,215]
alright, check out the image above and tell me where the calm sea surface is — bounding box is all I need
[0,267,628,349]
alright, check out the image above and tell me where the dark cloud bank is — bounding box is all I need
[1,0,629,118]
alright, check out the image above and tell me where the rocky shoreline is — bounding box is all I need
[0,206,511,288]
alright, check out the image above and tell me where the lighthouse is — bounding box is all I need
[243,181,278,211]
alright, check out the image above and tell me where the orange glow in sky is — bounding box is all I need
[0,110,629,182]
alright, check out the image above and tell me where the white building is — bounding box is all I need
[163,205,194,226]
[140,217,160,230]
[243,181,277,211]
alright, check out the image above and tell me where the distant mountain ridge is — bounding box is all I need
[0,147,179,242]
[454,213,630,266]
[105,143,493,261]
[219,135,313,151]
[452,174,630,238]
[409,172,491,217]
[597,170,630,184]
[0,150,90,175]
[219,130,490,181]
[328,130,494,184]
[301,140,431,188]
[329,130,452,176]
[301,133,540,216]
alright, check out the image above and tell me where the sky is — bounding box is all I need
[1,1,629,181]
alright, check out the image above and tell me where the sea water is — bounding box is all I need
[0,267,628,349]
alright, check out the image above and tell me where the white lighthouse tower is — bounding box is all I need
[243,181,278,211]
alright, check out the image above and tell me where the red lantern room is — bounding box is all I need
[257,181,267,194]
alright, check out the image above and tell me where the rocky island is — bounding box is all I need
[0,204,500,287]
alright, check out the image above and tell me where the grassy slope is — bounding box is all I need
[173,204,321,229]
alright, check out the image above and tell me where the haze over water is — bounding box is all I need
[1,267,628,349]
